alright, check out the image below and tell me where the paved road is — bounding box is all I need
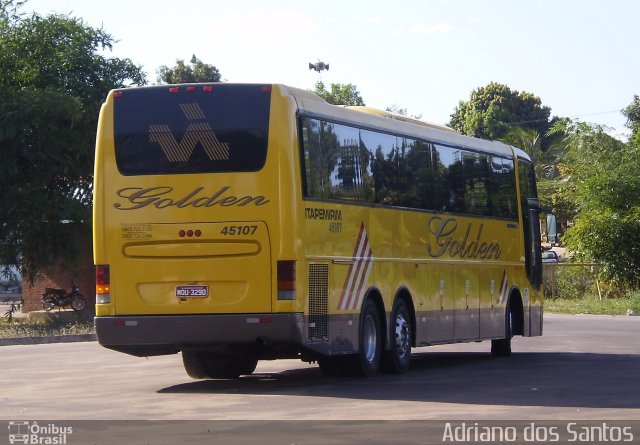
[1,314,639,421]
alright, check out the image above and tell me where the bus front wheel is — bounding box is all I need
[491,306,513,357]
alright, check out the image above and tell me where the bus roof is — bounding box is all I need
[279,84,530,162]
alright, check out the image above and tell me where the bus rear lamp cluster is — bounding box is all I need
[166,85,270,94]
[96,265,111,304]
[277,260,296,301]
[170,86,214,94]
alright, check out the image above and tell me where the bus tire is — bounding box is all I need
[182,350,258,379]
[382,298,412,374]
[350,298,382,377]
[182,350,209,379]
[491,306,513,357]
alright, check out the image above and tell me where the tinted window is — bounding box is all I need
[300,117,518,219]
[433,144,463,212]
[363,129,400,205]
[518,159,542,288]
[489,157,517,218]
[301,119,374,201]
[403,139,436,209]
[114,84,271,175]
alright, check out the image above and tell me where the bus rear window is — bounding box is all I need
[113,84,271,175]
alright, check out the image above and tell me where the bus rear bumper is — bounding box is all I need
[94,313,305,357]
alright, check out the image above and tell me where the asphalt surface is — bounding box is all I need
[1,314,639,423]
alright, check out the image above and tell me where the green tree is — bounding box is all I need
[312,81,365,106]
[157,54,221,84]
[449,82,551,142]
[622,94,640,147]
[0,4,146,281]
[0,0,24,22]
[553,119,640,291]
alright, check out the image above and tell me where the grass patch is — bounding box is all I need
[0,318,94,338]
[545,293,640,315]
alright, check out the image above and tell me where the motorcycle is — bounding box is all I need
[41,280,87,311]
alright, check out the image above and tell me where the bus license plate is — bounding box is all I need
[175,285,209,298]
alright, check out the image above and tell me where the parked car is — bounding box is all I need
[542,250,559,263]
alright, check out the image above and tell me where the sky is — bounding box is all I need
[26,0,639,140]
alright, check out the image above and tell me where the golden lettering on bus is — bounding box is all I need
[113,186,270,210]
[427,216,501,260]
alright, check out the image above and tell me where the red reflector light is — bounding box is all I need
[178,229,201,237]
[262,86,271,92]
[113,91,124,98]
[186,86,196,93]
[277,261,296,291]
[96,265,111,294]
[203,86,213,92]
[169,87,179,94]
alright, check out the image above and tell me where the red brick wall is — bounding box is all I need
[22,240,95,314]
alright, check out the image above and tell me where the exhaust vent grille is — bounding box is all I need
[308,263,329,342]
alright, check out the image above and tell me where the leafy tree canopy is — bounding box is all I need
[0,2,146,281]
[449,82,552,143]
[157,54,222,84]
[623,94,640,147]
[553,119,640,291]
[312,81,365,106]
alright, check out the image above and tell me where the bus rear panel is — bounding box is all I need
[93,84,303,358]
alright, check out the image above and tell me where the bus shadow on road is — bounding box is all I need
[159,351,640,409]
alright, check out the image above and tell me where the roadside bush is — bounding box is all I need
[553,266,595,299]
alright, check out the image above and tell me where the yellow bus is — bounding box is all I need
[93,83,543,378]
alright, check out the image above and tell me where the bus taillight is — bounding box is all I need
[96,265,111,304]
[277,260,296,300]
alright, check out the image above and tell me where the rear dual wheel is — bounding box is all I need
[382,299,412,374]
[318,298,382,377]
[355,298,382,376]
[182,349,258,379]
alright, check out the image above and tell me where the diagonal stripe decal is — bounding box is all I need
[148,103,230,163]
[498,270,509,305]
[338,223,373,311]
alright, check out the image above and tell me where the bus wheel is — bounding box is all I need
[491,306,513,357]
[382,299,412,374]
[182,350,258,379]
[351,298,382,377]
